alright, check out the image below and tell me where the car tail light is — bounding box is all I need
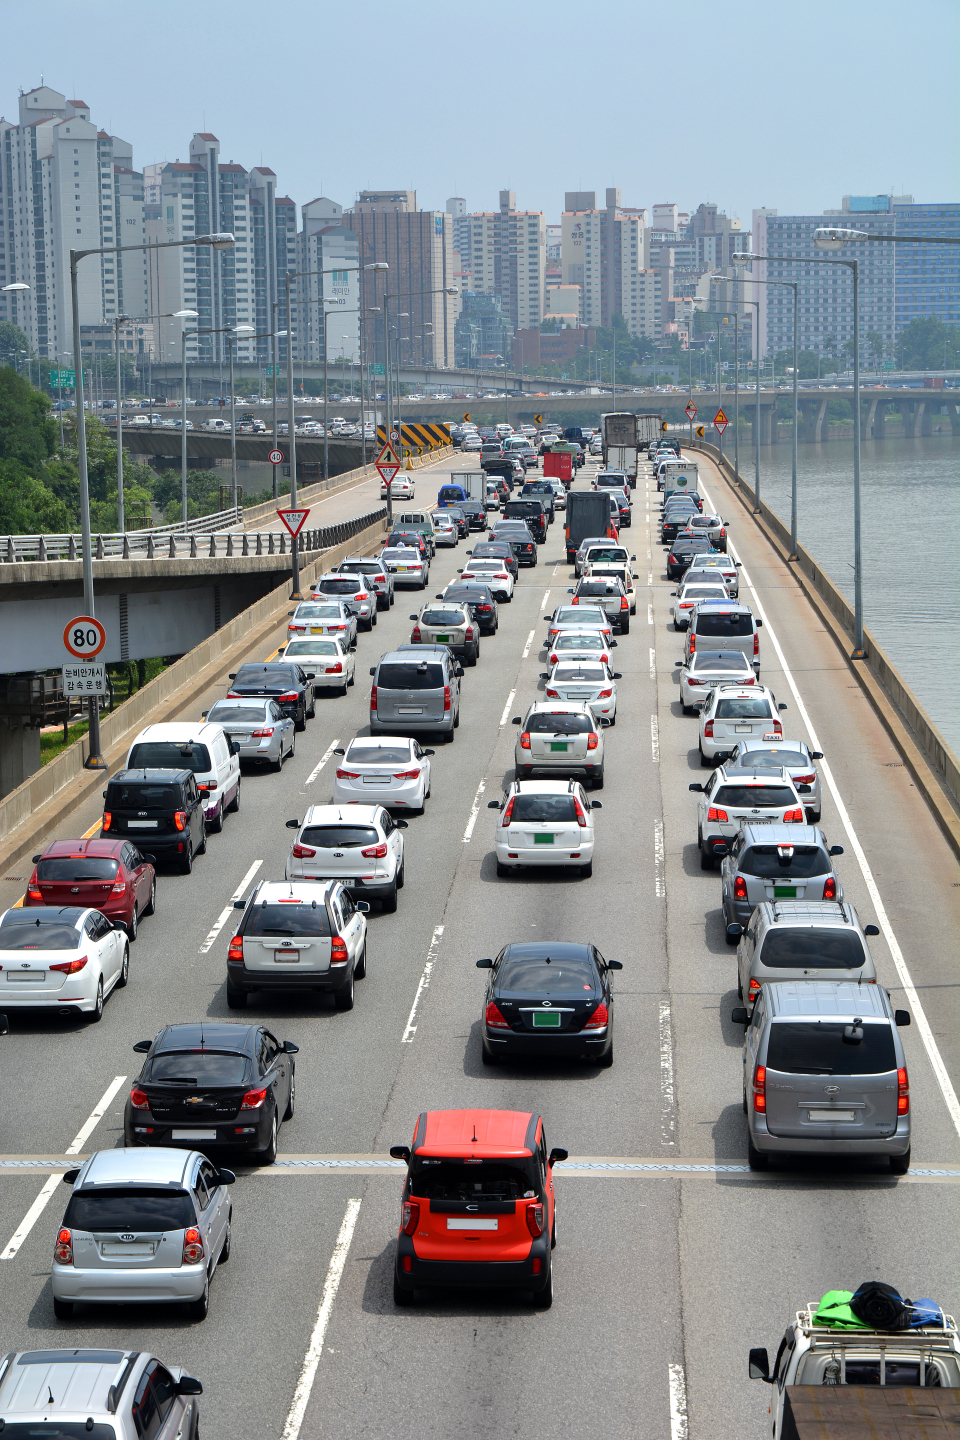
[54,1228,73,1265]
[336,769,361,780]
[782,808,804,823]
[771,721,782,736]
[466,626,475,640]
[326,663,344,674]
[402,1200,420,1236]
[174,810,187,831]
[599,688,613,699]
[548,653,559,665]
[898,1067,909,1115]
[753,1063,766,1112]
[687,678,702,687]
[500,796,516,827]
[26,869,41,901]
[703,719,714,737]
[734,876,748,901]
[486,1001,510,1029]
[584,1002,608,1030]
[110,875,129,893]
[823,876,837,901]
[707,807,728,823]
[49,956,88,975]
[182,1226,205,1265]
[394,769,421,780]
[361,842,388,858]
[754,632,760,656]
[278,691,299,703]
[444,686,451,712]
[102,811,112,832]
[226,692,241,699]
[688,635,696,653]
[587,733,599,750]
[545,688,559,698]
[794,772,816,785]
[240,1088,267,1110]
[571,596,579,605]
[412,625,422,641]
[291,842,316,858]
[130,1087,150,1110]
[331,937,349,965]
[227,934,244,962]
[355,592,368,601]
[289,624,305,633]
[574,796,588,827]
[370,685,377,709]
[251,728,275,737]
[525,1202,545,1238]
[331,623,346,631]
[620,597,628,610]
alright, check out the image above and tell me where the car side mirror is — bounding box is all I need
[287,611,295,617]
[755,618,762,627]
[231,742,240,756]
[355,901,371,914]
[610,639,618,647]
[389,1145,411,1163]
[630,555,636,561]
[689,783,704,792]
[670,591,677,597]
[62,1168,81,1185]
[543,615,552,622]
[435,593,444,599]
[228,673,236,680]
[176,1375,204,1397]
[895,1009,910,1027]
[283,1040,299,1054]
[409,614,419,621]
[487,800,500,809]
[370,667,376,676]
[133,1039,152,1053]
[727,923,743,942]
[590,800,603,810]
[102,791,108,800]
[778,703,787,712]
[142,855,156,865]
[675,661,682,668]
[600,717,612,727]
[829,845,844,856]
[748,1348,771,1382]
[201,711,208,719]
[216,1168,236,1186]
[285,818,300,829]
[567,587,574,593]
[548,1148,568,1166]
[511,716,521,725]
[732,1007,749,1027]
[864,924,880,937]
[476,957,494,969]
[455,665,465,677]
[735,561,742,568]
[333,748,345,756]
[233,898,246,909]
[395,819,409,829]
[305,672,316,680]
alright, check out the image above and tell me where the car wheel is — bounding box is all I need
[255,1110,279,1165]
[580,859,593,878]
[467,647,478,667]
[597,1043,614,1068]
[393,1270,415,1306]
[226,980,247,1010]
[117,944,130,988]
[354,943,367,980]
[531,1260,553,1310]
[737,974,744,999]
[195,826,206,856]
[283,1069,296,1120]
[699,744,713,768]
[496,860,511,878]
[339,681,349,696]
[890,1149,911,1176]
[335,967,356,1010]
[454,708,460,729]
[742,1087,748,1115]
[295,704,307,732]
[747,1140,769,1171]
[308,695,316,718]
[371,611,378,627]
[592,770,604,791]
[186,1273,210,1321]
[551,1215,557,1250]
[127,904,138,942]
[396,860,405,891]
[218,1222,231,1264]
[208,802,224,834]
[144,876,156,916]
[272,748,283,773]
[381,883,398,914]
[608,714,616,727]
[682,703,694,716]
[808,808,822,824]
[88,977,104,1023]
[699,832,715,871]
[619,618,630,634]
[481,1039,500,1065]
[228,780,240,814]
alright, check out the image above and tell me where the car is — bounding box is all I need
[720,824,845,937]
[733,980,912,1172]
[332,736,433,812]
[0,903,129,1020]
[545,605,614,647]
[660,508,700,545]
[380,545,428,588]
[589,435,604,455]
[485,481,502,510]
[226,662,315,730]
[287,599,358,649]
[369,647,462,743]
[439,582,500,634]
[487,779,603,878]
[334,556,395,610]
[677,650,757,712]
[433,513,459,547]
[513,700,606,788]
[445,505,470,537]
[480,441,503,460]
[698,682,786,764]
[462,434,482,452]
[389,1108,567,1307]
[583,561,637,615]
[593,469,630,495]
[227,878,368,1010]
[541,658,621,724]
[501,498,548,543]
[489,523,537,566]
[382,474,415,500]
[284,803,406,910]
[544,477,566,510]
[0,1346,203,1437]
[459,498,489,529]
[477,938,621,1067]
[410,601,481,664]
[545,628,617,668]
[25,838,156,941]
[504,438,538,469]
[569,575,631,633]
[457,557,515,601]
[311,572,377,630]
[204,696,295,768]
[467,539,518,579]
[124,721,240,833]
[731,895,879,1008]
[689,764,808,869]
[671,578,731,629]
[727,738,825,822]
[680,511,728,551]
[384,529,430,561]
[686,552,741,598]
[278,636,355,695]
[102,767,206,873]
[575,540,635,579]
[665,535,714,581]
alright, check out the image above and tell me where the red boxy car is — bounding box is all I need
[390,1109,567,1309]
[25,838,156,940]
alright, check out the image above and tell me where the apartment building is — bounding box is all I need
[295,198,360,365]
[450,192,545,333]
[560,188,650,338]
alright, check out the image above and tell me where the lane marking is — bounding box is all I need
[698,469,960,1141]
[669,1363,689,1440]
[651,715,660,764]
[401,924,444,1043]
[280,1197,362,1440]
[647,572,653,586]
[522,628,535,660]
[199,859,264,954]
[306,737,341,787]
[499,688,517,728]
[540,588,551,611]
[647,603,654,626]
[659,1001,676,1145]
[649,647,657,680]
[266,647,280,661]
[66,1075,127,1155]
[1,1175,61,1261]
[462,778,486,843]
[654,818,665,898]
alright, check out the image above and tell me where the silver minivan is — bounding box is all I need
[731,897,879,1006]
[733,980,911,1173]
[370,647,462,742]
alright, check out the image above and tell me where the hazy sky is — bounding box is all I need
[2,0,957,227]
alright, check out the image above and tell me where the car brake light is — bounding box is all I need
[251,728,275,737]
[794,773,816,785]
[412,625,422,641]
[26,868,41,901]
[584,1002,608,1029]
[370,685,377,709]
[620,597,628,610]
[574,797,588,827]
[336,768,361,779]
[355,592,367,601]
[689,635,696,653]
[501,796,516,827]
[486,1001,510,1028]
[571,596,579,605]
[587,733,599,750]
[226,692,241,699]
[331,937,349,965]
[102,811,112,832]
[326,662,344,674]
[402,1200,420,1235]
[182,1226,205,1265]
[782,808,804,823]
[443,685,451,712]
[130,1087,150,1110]
[110,875,129,894]
[599,688,613,699]
[49,956,89,975]
[545,688,559,698]
[291,843,316,858]
[173,810,187,831]
[898,1067,909,1114]
[754,632,760,656]
[734,876,748,901]
[772,721,782,736]
[54,1228,73,1265]
[822,876,837,901]
[525,1202,545,1238]
[361,842,388,858]
[753,1063,766,1111]
[277,691,299,703]
[241,1088,267,1110]
[703,720,714,737]
[394,769,421,780]
[707,807,728,823]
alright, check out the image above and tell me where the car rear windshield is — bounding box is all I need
[759,929,865,968]
[0,1424,118,1440]
[410,1161,534,1202]
[245,903,331,937]
[36,857,120,882]
[106,783,180,809]
[715,699,774,719]
[740,846,830,878]
[526,713,593,735]
[145,1051,250,1085]
[766,1020,895,1075]
[300,825,380,849]
[511,794,579,822]
[314,579,360,594]
[438,488,466,502]
[682,587,728,599]
[556,665,607,682]
[0,922,81,950]
[208,704,270,724]
[584,549,627,564]
[340,562,381,575]
[346,744,411,765]
[596,476,624,487]
[235,665,297,685]
[127,742,212,773]
[421,609,467,626]
[696,613,754,637]
[498,954,596,992]
[555,634,604,650]
[64,1187,196,1233]
[714,785,795,808]
[578,582,621,596]
[377,663,444,690]
[285,641,339,657]
[294,605,339,619]
[694,657,751,673]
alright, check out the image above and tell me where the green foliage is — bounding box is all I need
[0,365,59,468]
[772,349,827,380]
[0,457,73,532]
[897,317,960,370]
[0,320,31,364]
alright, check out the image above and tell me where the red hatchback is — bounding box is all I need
[390,1109,567,1309]
[25,838,156,940]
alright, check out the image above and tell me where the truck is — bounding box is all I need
[750,1298,960,1439]
[656,458,699,493]
[564,490,618,563]
[456,473,487,505]
[601,413,640,489]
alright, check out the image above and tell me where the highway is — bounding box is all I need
[0,445,957,1439]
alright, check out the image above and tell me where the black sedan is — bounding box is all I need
[227,662,315,730]
[660,509,700,544]
[439,582,500,634]
[123,1022,298,1165]
[468,540,519,580]
[458,500,488,531]
[477,941,621,1067]
[489,525,537,566]
[445,506,470,539]
[665,536,714,581]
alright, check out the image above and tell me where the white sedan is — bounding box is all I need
[381,475,415,500]
[286,599,358,648]
[676,649,755,713]
[545,629,618,668]
[488,779,602,878]
[542,659,620,725]
[671,578,731,630]
[332,737,433,812]
[0,905,128,1020]
[278,637,355,694]
[457,558,515,601]
[545,605,614,648]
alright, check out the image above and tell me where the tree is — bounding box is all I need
[897,316,960,370]
[0,365,58,469]
[0,319,31,368]
[0,457,72,532]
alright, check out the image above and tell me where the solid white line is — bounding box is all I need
[305,737,341,786]
[66,1075,127,1155]
[659,1000,676,1145]
[540,588,551,610]
[199,859,264,953]
[654,818,665,898]
[698,472,960,1140]
[651,715,660,764]
[522,628,536,659]
[1,1175,61,1261]
[668,1362,689,1440]
[647,603,654,626]
[280,1198,362,1440]
[499,688,517,728]
[462,778,486,842]
[649,647,657,680]
[401,925,444,1043]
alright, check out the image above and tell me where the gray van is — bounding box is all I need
[685,601,761,673]
[370,647,462,743]
[733,980,911,1173]
[731,898,879,1007]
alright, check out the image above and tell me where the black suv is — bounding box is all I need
[439,582,500,634]
[520,481,556,522]
[227,662,316,730]
[503,498,547,543]
[102,768,206,874]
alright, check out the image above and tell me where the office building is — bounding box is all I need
[512,326,597,368]
[886,200,960,333]
[454,292,511,369]
[560,188,649,338]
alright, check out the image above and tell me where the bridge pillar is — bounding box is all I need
[813,397,829,442]
[948,403,960,436]
[902,399,925,438]
[865,399,878,438]
[797,399,818,443]
[920,402,936,436]
[0,719,41,802]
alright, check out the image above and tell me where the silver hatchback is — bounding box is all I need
[0,1348,202,1440]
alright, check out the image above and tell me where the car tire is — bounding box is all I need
[295,704,307,732]
[195,827,206,856]
[619,618,630,634]
[228,781,240,814]
[143,876,156,917]
[699,745,712,768]
[608,714,616,727]
[127,905,138,942]
[339,681,349,696]
[747,1140,769,1171]
[808,808,822,824]
[272,749,283,773]
[396,860,405,890]
[308,694,316,717]
[699,834,715,871]
[335,967,356,1010]
[531,1261,553,1310]
[737,974,744,999]
[393,1270,415,1306]
[354,943,367,980]
[580,859,593,878]
[226,979,247,1009]
[381,883,398,914]
[467,647,478,667]
[255,1111,279,1165]
[480,1039,500,1065]
[682,703,694,716]
[180,844,192,875]
[208,803,224,835]
[88,977,104,1023]
[592,770,604,791]
[597,1044,614,1068]
[890,1149,910,1175]
[218,1222,231,1264]
[117,944,130,988]
[283,1070,296,1120]
[187,1274,210,1321]
[52,1294,75,1321]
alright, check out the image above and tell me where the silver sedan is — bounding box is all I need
[205,697,295,770]
[679,513,729,551]
[676,650,757,713]
[726,738,825,823]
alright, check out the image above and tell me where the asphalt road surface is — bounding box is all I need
[1,445,957,1440]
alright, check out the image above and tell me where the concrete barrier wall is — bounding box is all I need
[240,446,455,531]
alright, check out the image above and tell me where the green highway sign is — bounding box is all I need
[370,363,385,376]
[51,369,75,387]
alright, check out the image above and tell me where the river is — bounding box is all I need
[722,435,960,753]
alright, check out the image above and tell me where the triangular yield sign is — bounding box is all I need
[277,507,310,537]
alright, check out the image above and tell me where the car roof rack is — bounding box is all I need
[797,1303,958,1346]
[106,1351,141,1413]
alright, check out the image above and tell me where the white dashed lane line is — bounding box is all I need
[199,859,264,954]
[401,925,445,1044]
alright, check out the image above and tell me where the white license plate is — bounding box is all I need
[101,1242,154,1257]
[745,816,775,824]
[398,707,423,714]
[171,1129,217,1140]
[363,775,388,783]
[735,724,753,733]
[275,951,300,963]
[808,1109,856,1122]
[446,1217,498,1231]
[7,972,45,982]
[129,820,158,827]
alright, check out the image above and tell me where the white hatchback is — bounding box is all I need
[332,737,433,812]
[542,659,620,724]
[488,780,602,878]
[671,578,731,629]
[278,637,355,694]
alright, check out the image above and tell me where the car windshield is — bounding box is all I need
[696,613,753,637]
[510,794,578,822]
[715,699,774,719]
[127,742,212,773]
[300,825,380,849]
[146,1051,250,1084]
[245,903,331,937]
[377,663,444,690]
[314,579,361,594]
[526,713,593,735]
[36,857,120,882]
[284,641,340,657]
[0,921,81,950]
[766,1020,895,1075]
[714,785,795,808]
[106,783,180,809]
[555,665,607,682]
[64,1187,197,1234]
[497,954,596,993]
[410,1161,533,1202]
[759,928,864,968]
[208,703,270,723]
[421,609,467,626]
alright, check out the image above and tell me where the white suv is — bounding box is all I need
[285,804,407,911]
[125,721,240,833]
[698,683,787,766]
[688,764,807,869]
[512,701,607,789]
[488,779,602,878]
[0,1348,203,1438]
[228,878,368,1011]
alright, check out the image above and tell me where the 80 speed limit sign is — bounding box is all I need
[63,615,106,659]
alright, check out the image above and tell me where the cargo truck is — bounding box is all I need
[456,473,488,504]
[656,458,699,493]
[564,490,618,563]
[601,413,639,489]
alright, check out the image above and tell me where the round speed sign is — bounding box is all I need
[268,449,284,465]
[63,615,106,659]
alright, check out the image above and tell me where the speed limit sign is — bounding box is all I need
[63,615,106,659]
[268,449,284,466]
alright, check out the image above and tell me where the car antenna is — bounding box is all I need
[471,1124,477,1143]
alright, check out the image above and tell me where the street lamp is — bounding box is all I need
[708,309,741,469]
[116,309,196,532]
[380,283,458,523]
[322,305,360,481]
[813,226,960,249]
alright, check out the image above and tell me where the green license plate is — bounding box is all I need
[532,1011,561,1028]
[534,833,555,844]
[773,885,797,898]
[550,742,568,752]
[435,634,450,642]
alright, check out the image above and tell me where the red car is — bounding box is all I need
[25,838,156,940]
[390,1109,567,1309]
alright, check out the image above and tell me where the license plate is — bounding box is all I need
[310,626,323,633]
[773,885,797,898]
[274,951,300,963]
[550,742,569,752]
[434,634,450,643]
[748,817,775,824]
[398,707,423,714]
[102,1242,154,1257]
[533,833,555,844]
[446,1217,498,1231]
[7,972,45,982]
[398,566,411,571]
[532,1011,561,1027]
[172,1129,217,1140]
[128,820,158,827]
[808,1110,856,1123]
[363,775,387,783]
[735,723,752,733]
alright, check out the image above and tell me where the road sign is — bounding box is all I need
[51,369,75,387]
[370,363,385,376]
[661,421,669,432]
[696,425,705,438]
[277,508,310,537]
[268,449,284,466]
[713,408,729,435]
[375,442,401,486]
[62,661,107,696]
[63,615,106,659]
[534,414,543,425]
[462,412,471,422]
[685,402,697,421]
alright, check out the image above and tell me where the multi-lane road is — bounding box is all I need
[1,446,957,1439]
